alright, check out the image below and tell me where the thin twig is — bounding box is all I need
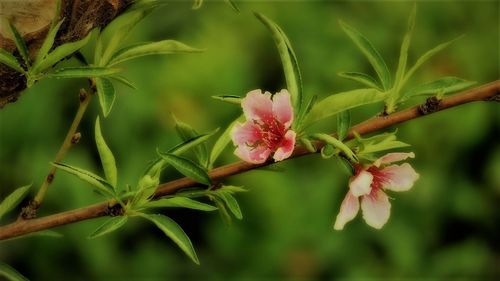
[1,80,498,240]
[20,89,93,219]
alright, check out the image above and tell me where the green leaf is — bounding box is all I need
[95,77,116,117]
[350,131,410,160]
[255,12,303,113]
[225,0,240,13]
[47,67,123,78]
[295,95,317,132]
[107,40,202,66]
[404,77,476,99]
[217,192,242,219]
[394,4,416,89]
[51,162,115,198]
[403,36,462,85]
[109,75,137,89]
[143,197,217,211]
[312,133,358,163]
[337,72,381,90]
[168,129,219,155]
[0,184,31,220]
[139,213,199,264]
[304,88,388,127]
[218,185,248,193]
[211,197,232,226]
[209,116,243,168]
[97,3,158,65]
[336,110,351,141]
[0,230,63,243]
[0,262,29,281]
[157,153,211,186]
[88,216,128,239]
[173,116,209,167]
[339,20,391,90]
[32,31,92,74]
[211,95,242,105]
[95,117,118,187]
[9,22,30,67]
[192,0,203,9]
[35,19,64,65]
[0,48,24,73]
[321,144,335,159]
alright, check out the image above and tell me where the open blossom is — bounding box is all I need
[334,152,420,230]
[231,89,296,164]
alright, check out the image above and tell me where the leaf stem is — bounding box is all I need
[2,80,498,239]
[26,88,93,217]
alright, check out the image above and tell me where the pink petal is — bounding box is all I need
[334,191,360,230]
[349,170,373,197]
[272,89,294,128]
[234,145,271,164]
[380,163,420,192]
[231,121,262,146]
[273,130,296,161]
[360,190,391,229]
[373,152,415,167]
[241,90,273,122]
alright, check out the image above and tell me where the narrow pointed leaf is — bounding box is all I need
[212,197,232,226]
[304,88,388,127]
[143,197,217,211]
[109,75,137,89]
[211,95,242,105]
[95,77,116,117]
[0,262,29,281]
[403,36,463,85]
[338,72,381,90]
[98,4,158,65]
[9,22,30,66]
[108,40,202,66]
[32,31,92,74]
[255,12,302,112]
[157,153,211,186]
[209,116,243,168]
[168,129,219,155]
[35,19,64,65]
[404,77,476,98]
[173,116,209,167]
[339,20,391,90]
[337,110,351,141]
[0,184,31,220]
[394,4,416,89]
[218,192,242,219]
[300,137,317,153]
[88,216,128,239]
[47,67,122,78]
[51,162,115,197]
[95,117,118,187]
[140,213,200,264]
[225,0,240,13]
[0,49,24,72]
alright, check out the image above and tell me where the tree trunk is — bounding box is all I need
[0,0,130,108]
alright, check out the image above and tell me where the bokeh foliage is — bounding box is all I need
[1,1,498,280]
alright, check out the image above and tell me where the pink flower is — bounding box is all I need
[334,152,420,230]
[231,89,296,164]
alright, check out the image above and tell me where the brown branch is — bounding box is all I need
[0,80,498,240]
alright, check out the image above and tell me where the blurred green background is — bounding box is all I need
[1,0,499,280]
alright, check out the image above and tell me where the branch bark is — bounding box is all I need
[0,80,498,240]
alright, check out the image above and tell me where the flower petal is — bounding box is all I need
[373,152,415,167]
[334,191,360,230]
[380,163,420,192]
[361,190,391,229]
[273,130,296,161]
[272,89,294,127]
[234,145,271,164]
[241,90,273,121]
[231,121,262,146]
[349,170,373,197]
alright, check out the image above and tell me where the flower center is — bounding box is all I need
[256,116,286,150]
